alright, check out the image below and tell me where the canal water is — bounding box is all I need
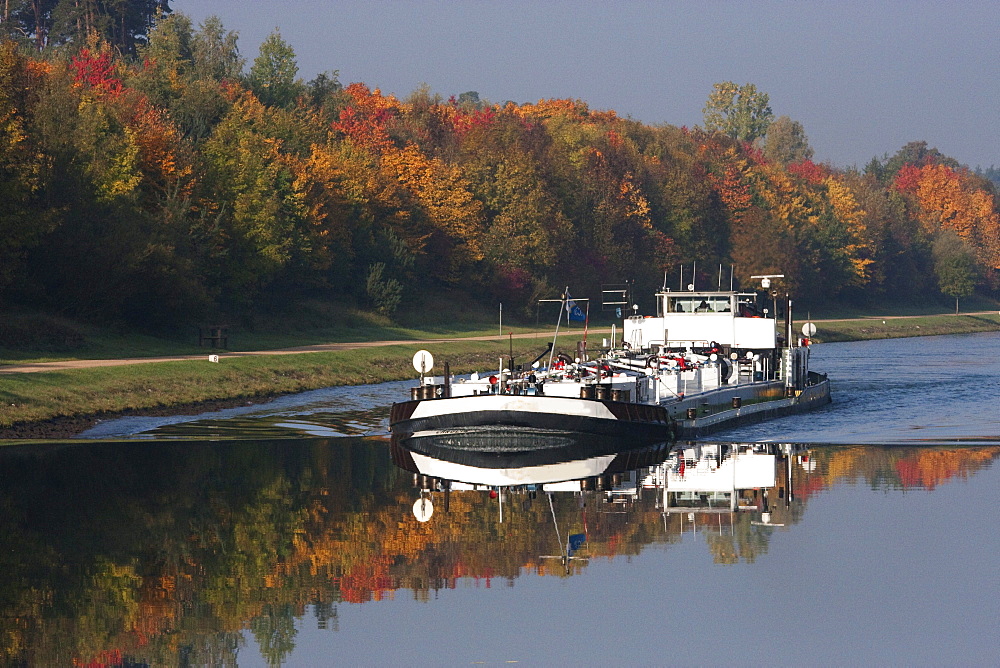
[1,332,998,666]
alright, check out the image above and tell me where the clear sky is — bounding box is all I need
[170,0,999,170]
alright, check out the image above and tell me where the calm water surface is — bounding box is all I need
[2,332,998,666]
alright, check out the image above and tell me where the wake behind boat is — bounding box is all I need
[389,278,831,441]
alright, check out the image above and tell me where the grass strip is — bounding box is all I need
[812,313,1000,343]
[0,338,553,428]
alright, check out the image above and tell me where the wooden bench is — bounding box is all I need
[198,325,229,349]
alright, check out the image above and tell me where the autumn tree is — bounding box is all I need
[867,140,960,184]
[0,41,55,303]
[896,162,1000,273]
[379,142,484,281]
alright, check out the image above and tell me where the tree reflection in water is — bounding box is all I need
[0,437,996,666]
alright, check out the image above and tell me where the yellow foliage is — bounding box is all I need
[98,125,143,200]
[913,164,1000,268]
[379,143,484,260]
[826,176,874,285]
[619,172,651,226]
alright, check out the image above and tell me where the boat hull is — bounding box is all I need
[389,378,831,441]
[389,393,674,440]
[674,377,832,438]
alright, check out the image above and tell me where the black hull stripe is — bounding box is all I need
[392,409,673,440]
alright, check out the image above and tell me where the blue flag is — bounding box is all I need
[567,533,587,556]
[566,293,586,322]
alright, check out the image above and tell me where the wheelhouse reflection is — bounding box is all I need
[658,443,790,516]
[391,429,810,535]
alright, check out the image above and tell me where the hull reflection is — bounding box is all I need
[391,428,671,488]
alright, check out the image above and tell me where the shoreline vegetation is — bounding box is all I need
[2,23,1000,362]
[2,311,998,440]
[3,12,1000,440]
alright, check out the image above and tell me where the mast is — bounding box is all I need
[547,286,569,369]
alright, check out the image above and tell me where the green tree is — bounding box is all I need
[307,70,341,107]
[457,90,481,109]
[763,115,813,164]
[190,14,243,81]
[933,231,976,313]
[132,10,193,107]
[250,604,298,668]
[365,262,403,315]
[197,92,331,312]
[247,28,302,108]
[701,81,774,143]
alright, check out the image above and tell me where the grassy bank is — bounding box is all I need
[0,337,553,430]
[811,312,1000,343]
[0,305,543,365]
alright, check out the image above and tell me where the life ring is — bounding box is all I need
[718,358,732,382]
[645,356,660,369]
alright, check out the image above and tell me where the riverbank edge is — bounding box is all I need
[2,313,998,440]
[0,340,549,440]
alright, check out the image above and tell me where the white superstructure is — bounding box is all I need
[624,290,776,352]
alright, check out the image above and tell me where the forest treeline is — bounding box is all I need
[2,8,999,331]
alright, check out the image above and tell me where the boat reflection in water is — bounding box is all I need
[391,428,672,491]
[391,428,807,559]
[657,442,796,522]
[2,435,996,666]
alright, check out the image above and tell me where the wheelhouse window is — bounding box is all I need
[665,295,732,314]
